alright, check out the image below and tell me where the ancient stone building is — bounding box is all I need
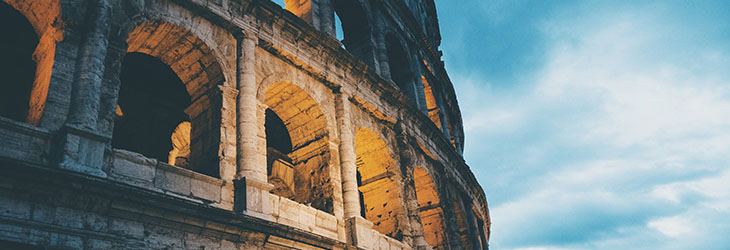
[0,0,490,249]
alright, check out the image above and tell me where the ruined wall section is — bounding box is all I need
[0,0,488,249]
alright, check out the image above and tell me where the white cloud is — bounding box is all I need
[452,2,730,249]
[648,215,693,238]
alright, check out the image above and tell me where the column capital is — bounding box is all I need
[236,28,258,41]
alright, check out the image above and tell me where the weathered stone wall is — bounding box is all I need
[0,0,489,249]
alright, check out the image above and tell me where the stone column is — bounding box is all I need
[317,0,335,37]
[234,30,274,217]
[335,92,360,219]
[236,31,266,183]
[461,196,484,250]
[411,53,429,113]
[375,21,391,80]
[58,0,111,177]
[284,0,335,35]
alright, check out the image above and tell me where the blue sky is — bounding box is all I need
[434,0,730,249]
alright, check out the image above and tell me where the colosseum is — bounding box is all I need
[0,0,490,249]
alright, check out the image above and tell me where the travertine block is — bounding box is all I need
[278,197,301,228]
[112,150,156,182]
[190,177,221,202]
[299,204,317,230]
[155,167,191,195]
[315,210,338,232]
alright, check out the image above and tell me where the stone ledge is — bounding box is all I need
[110,149,224,204]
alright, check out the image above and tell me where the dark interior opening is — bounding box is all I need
[113,52,191,164]
[333,0,373,66]
[0,2,38,122]
[356,169,367,219]
[265,108,293,174]
[386,34,413,96]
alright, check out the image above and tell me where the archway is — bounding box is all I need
[114,53,192,167]
[414,166,447,250]
[385,34,416,103]
[333,0,375,67]
[113,21,226,177]
[421,75,442,128]
[0,0,60,125]
[264,81,333,213]
[355,127,404,239]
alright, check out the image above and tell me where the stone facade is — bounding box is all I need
[0,0,489,249]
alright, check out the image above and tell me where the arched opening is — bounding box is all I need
[113,53,192,167]
[421,75,441,128]
[355,127,404,240]
[0,1,59,125]
[333,0,375,67]
[114,21,227,177]
[385,34,416,103]
[266,108,295,197]
[414,166,447,250]
[0,2,37,122]
[264,81,333,213]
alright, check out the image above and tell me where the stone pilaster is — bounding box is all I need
[234,30,274,216]
[284,0,335,35]
[317,0,335,37]
[335,92,360,219]
[58,0,111,177]
[236,31,266,183]
[461,196,484,250]
[217,85,239,181]
[375,19,391,80]
[395,127,429,249]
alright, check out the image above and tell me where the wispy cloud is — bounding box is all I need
[439,1,730,249]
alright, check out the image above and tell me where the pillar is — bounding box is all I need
[461,196,484,250]
[411,54,429,113]
[219,84,239,181]
[395,128,430,249]
[337,92,377,247]
[335,93,360,219]
[375,21,391,79]
[234,30,274,217]
[284,0,335,35]
[236,31,266,183]
[58,0,111,177]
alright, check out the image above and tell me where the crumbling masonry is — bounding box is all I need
[0,0,490,249]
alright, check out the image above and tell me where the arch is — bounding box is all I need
[264,81,333,213]
[420,74,442,128]
[355,127,404,239]
[113,53,192,168]
[125,21,226,101]
[0,0,62,125]
[333,0,376,67]
[414,166,447,250]
[385,33,417,103]
[112,21,228,177]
